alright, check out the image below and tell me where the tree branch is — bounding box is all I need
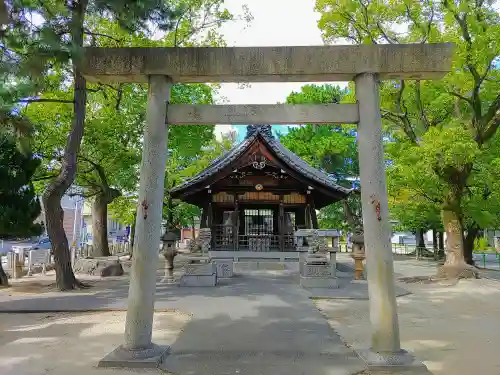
[69,190,99,199]
[17,98,74,104]
[443,0,484,125]
[33,174,58,182]
[481,110,500,143]
[78,155,110,191]
[449,91,473,105]
[78,174,102,190]
[394,80,418,143]
[115,83,124,112]
[415,81,430,130]
[83,29,122,43]
[173,13,185,47]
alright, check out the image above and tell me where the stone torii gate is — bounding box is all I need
[82,43,452,369]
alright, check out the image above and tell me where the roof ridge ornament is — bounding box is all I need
[245,124,274,139]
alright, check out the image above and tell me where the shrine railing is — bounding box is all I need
[212,225,295,251]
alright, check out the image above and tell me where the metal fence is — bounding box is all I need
[473,252,500,270]
[338,241,500,270]
[338,242,444,260]
[72,242,131,261]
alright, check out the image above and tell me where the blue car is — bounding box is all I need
[32,236,52,252]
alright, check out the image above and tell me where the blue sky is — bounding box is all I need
[233,125,300,142]
[213,0,333,141]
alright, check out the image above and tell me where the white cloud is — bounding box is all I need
[215,0,348,105]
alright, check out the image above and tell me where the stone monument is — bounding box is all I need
[296,229,338,288]
[351,234,366,280]
[160,230,178,282]
[198,227,211,254]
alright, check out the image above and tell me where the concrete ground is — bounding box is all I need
[0,261,366,375]
[0,311,190,375]
[1,255,499,375]
[317,255,500,375]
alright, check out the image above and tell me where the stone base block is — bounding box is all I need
[356,349,428,372]
[185,255,210,264]
[300,275,338,288]
[179,273,217,287]
[98,343,170,368]
[214,260,234,278]
[301,263,336,278]
[304,255,329,265]
[234,261,288,272]
[351,279,367,284]
[184,262,216,276]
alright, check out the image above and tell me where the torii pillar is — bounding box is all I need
[82,44,453,370]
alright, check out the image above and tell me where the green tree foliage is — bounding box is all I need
[0,0,183,290]
[0,133,42,238]
[1,0,248,289]
[0,133,43,286]
[279,84,362,232]
[386,137,444,234]
[316,0,500,275]
[164,133,235,231]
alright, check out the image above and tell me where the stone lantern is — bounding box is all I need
[161,230,178,282]
[350,234,365,280]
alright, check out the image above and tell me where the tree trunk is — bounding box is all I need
[191,216,196,240]
[0,261,8,287]
[92,194,111,257]
[129,211,136,260]
[432,229,438,249]
[437,231,445,258]
[343,193,363,234]
[463,225,480,266]
[438,203,476,279]
[416,228,426,249]
[42,0,88,291]
[43,195,83,290]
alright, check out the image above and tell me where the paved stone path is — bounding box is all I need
[161,273,365,375]
[0,270,366,375]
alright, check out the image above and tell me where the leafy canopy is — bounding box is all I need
[0,132,42,238]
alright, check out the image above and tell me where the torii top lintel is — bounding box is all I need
[81,43,453,84]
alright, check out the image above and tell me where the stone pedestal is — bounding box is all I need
[179,262,217,287]
[98,344,170,369]
[299,259,337,288]
[198,228,212,254]
[186,255,210,264]
[213,259,234,278]
[356,349,427,372]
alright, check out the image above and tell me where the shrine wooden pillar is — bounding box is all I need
[305,191,313,229]
[207,190,213,248]
[278,197,285,251]
[233,195,239,251]
[308,195,319,229]
[200,204,208,228]
[304,205,311,229]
